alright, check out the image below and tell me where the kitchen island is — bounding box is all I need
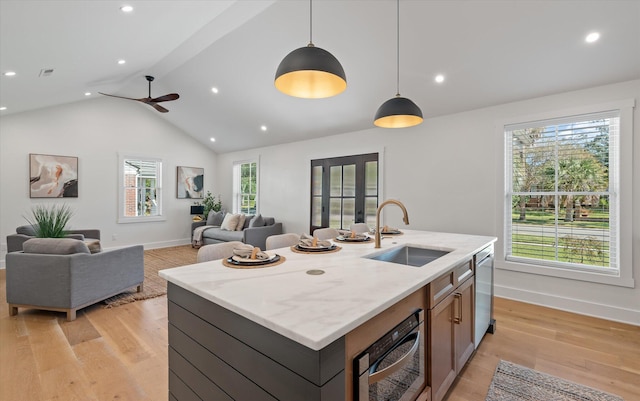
[160,230,496,401]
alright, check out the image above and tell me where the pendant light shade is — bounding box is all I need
[275,0,346,98]
[275,44,347,98]
[374,0,423,128]
[374,95,423,128]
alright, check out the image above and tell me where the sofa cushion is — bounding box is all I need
[249,214,265,228]
[16,224,38,236]
[263,217,275,226]
[202,227,244,242]
[221,213,241,231]
[207,210,226,226]
[23,238,91,255]
[235,214,247,231]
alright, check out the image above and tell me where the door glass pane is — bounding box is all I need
[342,198,355,229]
[312,166,322,196]
[330,166,342,197]
[343,164,356,197]
[365,197,378,227]
[311,196,322,226]
[330,198,341,228]
[365,161,378,196]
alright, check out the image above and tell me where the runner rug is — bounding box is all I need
[103,245,198,307]
[486,360,624,401]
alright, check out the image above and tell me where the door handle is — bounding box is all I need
[453,293,462,324]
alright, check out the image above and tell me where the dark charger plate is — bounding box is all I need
[226,254,281,266]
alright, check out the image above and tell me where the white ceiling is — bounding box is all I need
[1,0,639,153]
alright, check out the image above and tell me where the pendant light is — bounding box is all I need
[275,0,346,98]
[374,0,423,128]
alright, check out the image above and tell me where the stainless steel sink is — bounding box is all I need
[364,245,450,267]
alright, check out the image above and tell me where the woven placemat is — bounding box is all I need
[290,245,342,254]
[222,255,286,269]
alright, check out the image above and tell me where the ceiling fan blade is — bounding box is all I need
[151,93,180,102]
[151,103,169,113]
[98,92,145,102]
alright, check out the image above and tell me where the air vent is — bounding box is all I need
[39,68,54,77]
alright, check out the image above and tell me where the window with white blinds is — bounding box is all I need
[505,111,619,274]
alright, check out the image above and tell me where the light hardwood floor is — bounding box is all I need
[1,273,638,401]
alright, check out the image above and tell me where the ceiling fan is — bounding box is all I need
[99,75,179,113]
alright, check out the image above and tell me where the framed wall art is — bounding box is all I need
[177,166,204,199]
[29,153,78,198]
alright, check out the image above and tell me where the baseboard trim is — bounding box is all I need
[495,284,640,326]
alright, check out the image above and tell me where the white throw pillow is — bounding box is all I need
[220,213,241,231]
[235,214,246,231]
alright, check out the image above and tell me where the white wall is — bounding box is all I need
[217,80,640,325]
[0,97,218,262]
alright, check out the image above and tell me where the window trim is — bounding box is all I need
[118,153,165,223]
[496,99,634,288]
[232,158,259,215]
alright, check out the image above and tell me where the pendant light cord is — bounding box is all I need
[396,0,400,96]
[309,0,313,45]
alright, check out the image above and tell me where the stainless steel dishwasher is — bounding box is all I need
[475,244,496,347]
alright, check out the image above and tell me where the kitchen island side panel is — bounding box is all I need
[167,282,346,401]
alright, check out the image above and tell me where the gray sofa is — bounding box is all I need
[7,224,101,253]
[6,238,144,321]
[192,212,282,251]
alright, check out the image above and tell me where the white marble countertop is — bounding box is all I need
[159,230,496,350]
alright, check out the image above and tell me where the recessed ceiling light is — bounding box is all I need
[585,32,600,43]
[260,125,267,132]
[211,87,219,94]
[435,74,445,83]
[4,71,16,77]
[120,5,133,13]
[210,137,216,142]
[84,92,92,96]
[118,59,126,65]
[0,107,7,111]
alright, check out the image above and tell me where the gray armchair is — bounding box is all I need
[7,224,101,253]
[6,238,144,321]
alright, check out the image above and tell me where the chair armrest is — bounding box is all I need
[243,223,283,251]
[6,234,31,253]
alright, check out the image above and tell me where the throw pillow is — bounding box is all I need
[249,214,265,228]
[220,213,241,231]
[22,238,91,255]
[206,210,225,226]
[16,224,38,236]
[86,240,102,254]
[235,214,246,231]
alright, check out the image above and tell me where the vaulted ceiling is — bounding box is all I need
[1,0,639,153]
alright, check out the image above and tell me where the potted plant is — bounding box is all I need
[201,191,222,218]
[24,204,74,238]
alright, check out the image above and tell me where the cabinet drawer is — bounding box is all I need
[454,259,473,285]
[426,259,472,309]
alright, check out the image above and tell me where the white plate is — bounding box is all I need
[231,253,277,263]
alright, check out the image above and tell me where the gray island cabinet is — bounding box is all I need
[160,230,496,401]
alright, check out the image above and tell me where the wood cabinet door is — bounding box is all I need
[428,293,456,401]
[454,277,475,373]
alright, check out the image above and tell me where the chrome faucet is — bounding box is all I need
[375,199,410,248]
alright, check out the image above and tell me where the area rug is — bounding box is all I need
[103,245,198,307]
[486,360,624,401]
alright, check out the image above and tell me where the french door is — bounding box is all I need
[310,153,378,233]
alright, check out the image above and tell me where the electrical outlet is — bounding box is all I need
[112,234,117,241]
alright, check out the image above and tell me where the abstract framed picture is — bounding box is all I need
[29,153,78,198]
[177,166,204,199]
